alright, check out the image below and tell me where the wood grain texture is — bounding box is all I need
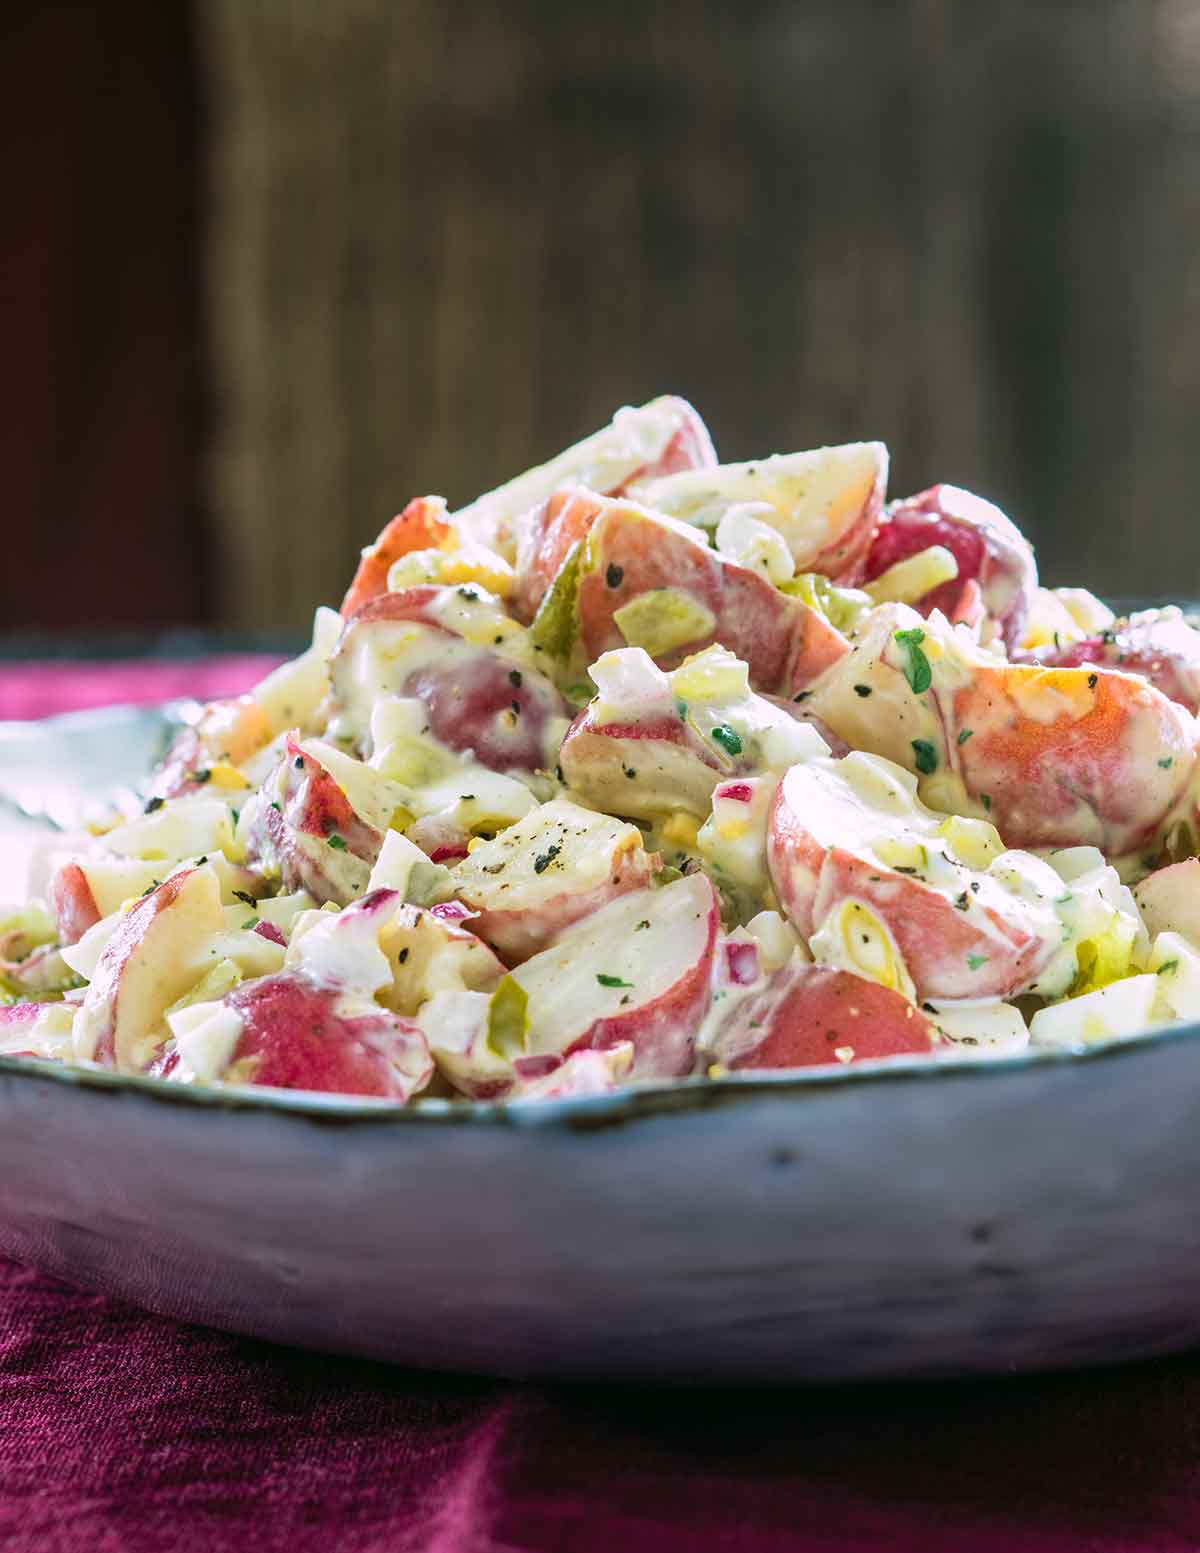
[201,1,1200,630]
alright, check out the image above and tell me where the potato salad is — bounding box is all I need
[6,395,1200,1102]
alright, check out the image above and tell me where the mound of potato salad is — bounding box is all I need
[6,396,1200,1102]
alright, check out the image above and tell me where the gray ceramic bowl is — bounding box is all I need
[1,702,1198,1383]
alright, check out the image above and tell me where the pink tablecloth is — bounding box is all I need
[3,659,1200,1552]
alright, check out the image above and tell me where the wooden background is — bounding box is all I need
[7,2,1200,633]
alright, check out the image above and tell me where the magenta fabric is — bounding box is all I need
[0,657,286,721]
[3,659,1200,1551]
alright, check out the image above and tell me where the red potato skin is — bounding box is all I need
[48,862,101,946]
[156,972,433,1099]
[573,495,849,693]
[862,484,1035,651]
[340,497,452,617]
[722,966,937,1070]
[337,589,569,774]
[561,877,719,1079]
[767,780,1056,1000]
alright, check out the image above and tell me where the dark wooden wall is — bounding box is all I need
[2,3,207,634]
[8,3,1200,633]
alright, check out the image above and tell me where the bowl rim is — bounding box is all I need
[4,1018,1198,1132]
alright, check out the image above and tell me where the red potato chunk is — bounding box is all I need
[340,496,453,618]
[245,737,385,905]
[47,862,101,946]
[0,1001,75,1060]
[450,799,659,962]
[630,441,888,582]
[706,960,938,1070]
[332,588,569,776]
[565,492,849,693]
[1031,607,1200,717]
[559,706,727,820]
[456,395,716,559]
[806,603,1197,855]
[862,484,1037,652]
[72,867,227,1072]
[1133,859,1200,948]
[508,872,719,1079]
[767,755,1061,1000]
[198,973,432,1099]
[148,695,272,802]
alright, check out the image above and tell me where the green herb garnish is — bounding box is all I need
[911,738,938,775]
[894,627,932,694]
[327,834,348,851]
[711,724,743,757]
[597,973,633,989]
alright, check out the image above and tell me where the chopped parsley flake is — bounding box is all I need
[635,920,651,930]
[1159,757,1174,769]
[233,889,256,907]
[270,801,282,814]
[711,724,743,757]
[532,844,562,874]
[605,563,624,589]
[1087,673,1098,689]
[676,699,689,720]
[894,627,932,695]
[957,728,974,746]
[853,684,872,698]
[508,670,522,689]
[966,953,988,971]
[911,738,938,775]
[241,917,259,931]
[981,793,992,812]
[144,795,165,814]
[294,756,305,770]
[596,973,633,989]
[190,768,212,784]
[1158,959,1180,976]
[327,834,348,851]
[792,691,812,703]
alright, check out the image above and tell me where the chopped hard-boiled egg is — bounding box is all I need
[1030,975,1162,1048]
